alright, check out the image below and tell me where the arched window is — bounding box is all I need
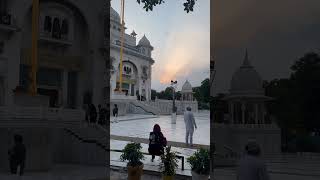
[61,19,69,35]
[44,16,52,32]
[52,18,61,39]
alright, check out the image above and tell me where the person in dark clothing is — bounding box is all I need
[148,124,167,162]
[8,134,26,176]
[89,103,97,123]
[112,104,119,123]
[113,104,118,117]
[98,104,107,125]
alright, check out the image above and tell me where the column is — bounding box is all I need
[262,104,266,124]
[241,102,245,124]
[255,103,259,124]
[230,101,234,124]
[62,70,68,107]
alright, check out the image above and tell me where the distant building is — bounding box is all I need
[213,50,281,155]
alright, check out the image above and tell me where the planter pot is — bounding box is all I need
[163,175,174,180]
[127,164,144,180]
[191,171,209,180]
[171,113,177,124]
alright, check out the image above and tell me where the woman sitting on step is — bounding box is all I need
[148,124,167,162]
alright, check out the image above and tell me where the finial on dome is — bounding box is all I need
[242,48,251,67]
[131,30,137,37]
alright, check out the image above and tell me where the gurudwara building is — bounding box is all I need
[0,0,107,175]
[110,7,154,101]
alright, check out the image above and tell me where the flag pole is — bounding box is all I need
[30,0,39,96]
[119,0,125,92]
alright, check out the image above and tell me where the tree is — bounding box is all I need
[136,0,197,13]
[265,52,320,132]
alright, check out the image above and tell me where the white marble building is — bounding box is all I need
[110,7,154,101]
[0,0,107,173]
[0,0,108,108]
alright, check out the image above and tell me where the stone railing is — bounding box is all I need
[0,106,84,128]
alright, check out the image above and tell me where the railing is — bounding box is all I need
[64,128,185,170]
[129,101,158,115]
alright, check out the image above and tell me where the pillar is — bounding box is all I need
[262,103,266,124]
[230,101,234,124]
[241,102,245,124]
[255,103,258,124]
[62,70,68,107]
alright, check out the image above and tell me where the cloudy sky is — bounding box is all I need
[213,0,320,95]
[111,0,210,91]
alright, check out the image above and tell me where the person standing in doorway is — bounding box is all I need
[236,141,270,180]
[112,104,119,123]
[8,134,26,176]
[184,107,197,147]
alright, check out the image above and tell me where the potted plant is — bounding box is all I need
[159,146,179,180]
[187,148,210,180]
[120,142,144,180]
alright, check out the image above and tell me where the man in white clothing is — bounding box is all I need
[184,107,197,146]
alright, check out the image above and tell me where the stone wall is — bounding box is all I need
[146,99,198,115]
[212,123,281,155]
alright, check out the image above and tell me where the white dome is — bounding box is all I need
[230,51,264,95]
[138,35,152,47]
[182,80,193,93]
[110,6,120,23]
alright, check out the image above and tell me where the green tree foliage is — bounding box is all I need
[136,0,197,13]
[265,52,320,132]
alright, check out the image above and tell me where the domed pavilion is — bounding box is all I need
[224,50,273,124]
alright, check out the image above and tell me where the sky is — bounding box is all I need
[111,0,210,92]
[213,0,320,95]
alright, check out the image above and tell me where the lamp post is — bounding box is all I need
[170,80,177,124]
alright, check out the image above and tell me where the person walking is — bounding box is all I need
[112,104,119,123]
[8,134,26,176]
[184,107,197,146]
[236,141,270,180]
[148,124,167,162]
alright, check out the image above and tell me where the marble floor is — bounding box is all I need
[110,111,210,145]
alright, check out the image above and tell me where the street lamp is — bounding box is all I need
[170,80,177,124]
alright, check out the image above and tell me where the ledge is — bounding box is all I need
[39,36,73,46]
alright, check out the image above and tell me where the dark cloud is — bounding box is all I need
[212,0,320,94]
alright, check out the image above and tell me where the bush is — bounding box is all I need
[159,146,179,176]
[120,142,144,167]
[187,148,210,175]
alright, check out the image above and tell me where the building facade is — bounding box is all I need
[0,0,107,109]
[0,0,107,172]
[110,7,155,101]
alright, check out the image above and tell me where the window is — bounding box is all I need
[44,16,52,32]
[52,17,61,39]
[142,48,145,54]
[42,15,69,40]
